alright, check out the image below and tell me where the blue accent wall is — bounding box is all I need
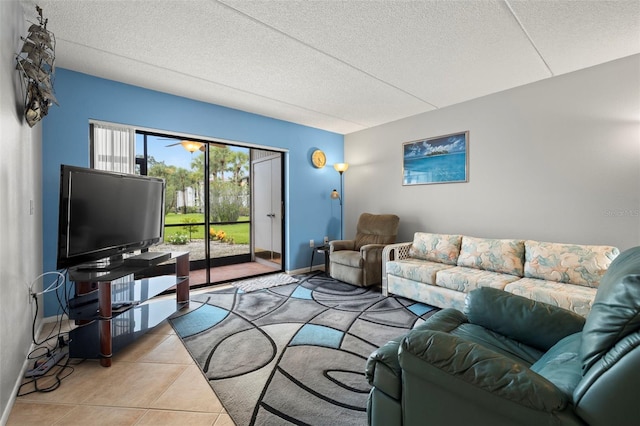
[42,69,344,316]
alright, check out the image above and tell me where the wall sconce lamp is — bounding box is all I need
[330,189,341,203]
[331,163,349,239]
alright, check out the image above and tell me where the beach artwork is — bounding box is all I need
[402,131,468,185]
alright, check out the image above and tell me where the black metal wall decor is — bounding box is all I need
[16,5,58,127]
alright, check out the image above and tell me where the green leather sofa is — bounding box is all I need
[366,245,640,426]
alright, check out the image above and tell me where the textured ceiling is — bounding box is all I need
[23,0,640,134]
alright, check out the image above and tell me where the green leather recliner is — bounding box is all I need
[366,245,640,426]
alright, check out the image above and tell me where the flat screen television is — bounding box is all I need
[57,165,165,270]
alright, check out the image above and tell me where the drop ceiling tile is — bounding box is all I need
[508,0,640,75]
[221,0,552,107]
[53,39,368,134]
[42,0,430,131]
[29,0,640,134]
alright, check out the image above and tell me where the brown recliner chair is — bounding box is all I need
[329,213,400,287]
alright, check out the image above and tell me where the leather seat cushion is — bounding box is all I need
[530,332,583,398]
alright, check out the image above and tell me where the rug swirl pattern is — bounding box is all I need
[170,273,437,425]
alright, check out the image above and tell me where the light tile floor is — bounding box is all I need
[8,298,236,426]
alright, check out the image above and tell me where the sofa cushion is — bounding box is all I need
[457,236,525,276]
[524,240,619,287]
[435,266,521,293]
[504,278,597,317]
[408,232,462,265]
[386,258,454,285]
[387,275,467,312]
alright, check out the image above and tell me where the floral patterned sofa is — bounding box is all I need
[382,233,620,317]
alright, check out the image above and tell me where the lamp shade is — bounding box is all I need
[331,189,340,199]
[333,163,349,173]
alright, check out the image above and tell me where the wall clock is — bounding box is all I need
[311,149,326,168]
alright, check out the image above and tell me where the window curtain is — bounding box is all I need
[90,122,135,173]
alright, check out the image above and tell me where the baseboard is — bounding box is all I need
[2,319,46,425]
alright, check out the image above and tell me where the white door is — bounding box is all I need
[252,153,282,264]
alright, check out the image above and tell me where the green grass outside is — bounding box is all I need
[164,213,250,244]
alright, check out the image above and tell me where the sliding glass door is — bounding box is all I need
[134,132,282,285]
[206,143,251,266]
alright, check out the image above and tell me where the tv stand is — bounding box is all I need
[67,252,190,367]
[74,255,124,272]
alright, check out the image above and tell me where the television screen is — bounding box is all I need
[57,165,165,270]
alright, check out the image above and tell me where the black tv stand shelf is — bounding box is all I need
[67,252,190,367]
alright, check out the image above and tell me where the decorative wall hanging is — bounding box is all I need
[402,131,469,185]
[15,5,58,127]
[311,149,326,168]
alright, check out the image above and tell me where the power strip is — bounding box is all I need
[25,349,68,378]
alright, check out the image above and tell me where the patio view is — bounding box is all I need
[136,134,251,264]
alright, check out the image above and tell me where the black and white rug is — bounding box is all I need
[170,273,438,425]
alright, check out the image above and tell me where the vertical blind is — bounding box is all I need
[90,122,135,173]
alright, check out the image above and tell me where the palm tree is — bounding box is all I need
[229,151,249,185]
[148,159,178,214]
[210,146,233,181]
[173,168,194,214]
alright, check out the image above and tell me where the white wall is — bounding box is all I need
[344,55,640,251]
[0,1,43,421]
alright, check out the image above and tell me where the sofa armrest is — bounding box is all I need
[399,329,569,412]
[329,239,355,253]
[382,242,413,262]
[381,242,412,295]
[464,287,586,352]
[365,336,404,400]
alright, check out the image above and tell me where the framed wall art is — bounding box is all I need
[402,131,469,185]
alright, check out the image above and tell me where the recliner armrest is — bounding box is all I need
[361,244,386,260]
[414,308,469,333]
[399,329,569,412]
[365,336,403,400]
[329,239,355,252]
[464,287,586,351]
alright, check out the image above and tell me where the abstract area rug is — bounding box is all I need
[231,272,298,292]
[170,273,438,426]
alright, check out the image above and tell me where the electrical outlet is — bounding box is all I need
[309,239,314,248]
[324,236,329,244]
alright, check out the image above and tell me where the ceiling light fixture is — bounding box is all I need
[181,140,205,153]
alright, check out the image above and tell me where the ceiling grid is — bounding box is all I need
[24,0,640,134]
